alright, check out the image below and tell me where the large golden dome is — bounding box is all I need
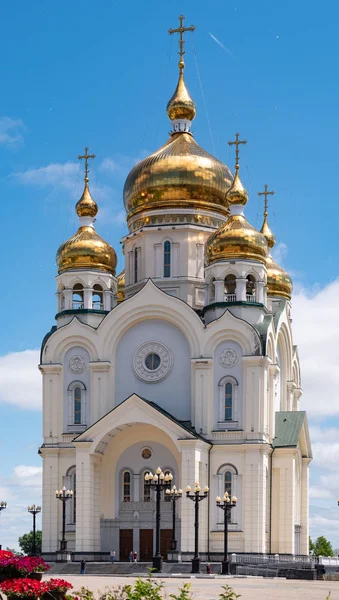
[56,171,117,275]
[260,207,292,300]
[123,67,232,227]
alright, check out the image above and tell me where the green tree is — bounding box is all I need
[313,536,334,557]
[18,530,42,555]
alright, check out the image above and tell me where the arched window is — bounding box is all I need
[134,247,138,283]
[67,381,86,428]
[246,275,256,302]
[216,464,240,527]
[143,471,151,502]
[72,284,84,310]
[123,471,131,502]
[209,278,216,303]
[224,471,232,496]
[224,274,236,301]
[74,386,82,424]
[225,382,233,421]
[92,284,103,310]
[164,241,171,278]
[218,376,238,425]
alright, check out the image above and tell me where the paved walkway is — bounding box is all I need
[45,574,338,599]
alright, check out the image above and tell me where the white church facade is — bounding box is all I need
[39,20,312,560]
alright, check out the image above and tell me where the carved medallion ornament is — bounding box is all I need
[69,355,87,374]
[219,348,238,369]
[141,448,152,460]
[133,342,173,383]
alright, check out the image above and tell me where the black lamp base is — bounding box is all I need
[152,555,163,572]
[222,560,231,575]
[191,557,201,574]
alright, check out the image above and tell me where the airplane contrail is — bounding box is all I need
[209,33,242,65]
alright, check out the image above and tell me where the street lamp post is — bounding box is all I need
[144,467,173,572]
[165,485,183,551]
[216,493,237,574]
[186,482,209,574]
[0,502,7,550]
[55,487,73,552]
[27,505,41,556]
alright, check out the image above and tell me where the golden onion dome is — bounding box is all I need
[206,212,268,264]
[260,205,292,300]
[167,69,196,121]
[56,156,117,275]
[266,255,292,300]
[123,65,233,226]
[206,162,268,265]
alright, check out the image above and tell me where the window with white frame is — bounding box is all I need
[164,241,171,277]
[216,464,239,526]
[67,381,86,427]
[72,283,84,309]
[123,470,131,502]
[218,376,238,424]
[92,284,104,310]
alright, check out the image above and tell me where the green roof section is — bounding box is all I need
[273,411,306,448]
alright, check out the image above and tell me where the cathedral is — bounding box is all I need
[39,17,312,560]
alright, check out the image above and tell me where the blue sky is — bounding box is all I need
[1,0,339,550]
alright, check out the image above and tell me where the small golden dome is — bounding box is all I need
[124,133,233,222]
[56,226,117,275]
[167,69,196,121]
[117,270,125,303]
[266,254,292,300]
[226,167,248,206]
[206,213,268,264]
[260,205,292,300]
[56,157,117,275]
[76,180,98,218]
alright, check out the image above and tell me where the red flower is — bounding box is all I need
[0,577,43,598]
[0,550,14,560]
[43,579,73,593]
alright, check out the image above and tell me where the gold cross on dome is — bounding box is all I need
[78,146,96,181]
[228,132,247,169]
[258,184,275,214]
[169,14,196,68]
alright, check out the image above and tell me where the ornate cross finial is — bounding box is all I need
[169,14,196,69]
[78,146,96,182]
[228,132,247,170]
[258,184,275,215]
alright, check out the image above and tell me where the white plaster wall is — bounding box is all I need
[63,346,90,431]
[115,440,178,504]
[115,319,191,420]
[213,341,243,429]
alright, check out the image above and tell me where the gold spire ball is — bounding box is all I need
[56,148,117,275]
[206,135,268,264]
[259,186,292,300]
[123,15,233,230]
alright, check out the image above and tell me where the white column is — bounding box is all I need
[300,458,311,555]
[191,359,213,435]
[172,243,180,277]
[293,388,302,412]
[243,448,268,553]
[286,382,295,412]
[272,449,296,554]
[64,288,72,310]
[179,442,201,553]
[154,244,162,277]
[39,364,63,441]
[75,446,101,552]
[41,450,60,552]
[256,281,265,304]
[104,290,111,311]
[84,287,92,309]
[268,363,279,439]
[89,362,111,423]
[214,280,224,302]
[236,278,247,301]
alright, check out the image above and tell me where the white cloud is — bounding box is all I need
[0,350,41,410]
[12,161,79,192]
[272,242,288,266]
[99,157,121,174]
[309,486,333,499]
[0,465,42,550]
[293,279,339,416]
[0,117,25,146]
